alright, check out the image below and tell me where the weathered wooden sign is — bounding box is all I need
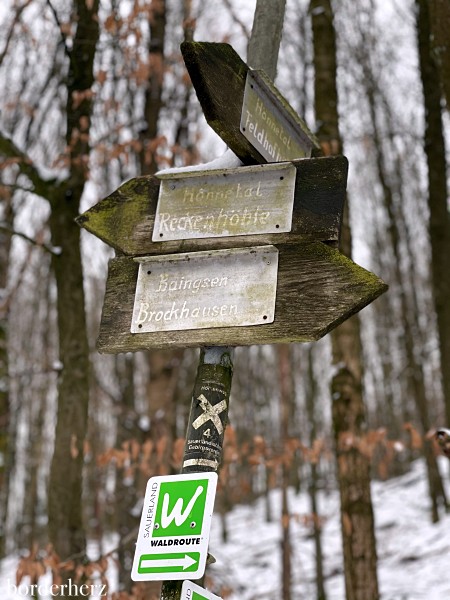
[180,41,321,165]
[76,155,348,255]
[131,246,278,333]
[154,162,296,241]
[95,241,386,353]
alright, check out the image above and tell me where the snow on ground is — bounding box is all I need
[207,457,450,600]
[1,458,450,599]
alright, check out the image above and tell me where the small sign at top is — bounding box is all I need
[241,70,317,161]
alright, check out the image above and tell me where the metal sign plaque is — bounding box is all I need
[181,581,223,600]
[131,246,278,334]
[131,472,218,581]
[240,69,317,162]
[153,162,296,242]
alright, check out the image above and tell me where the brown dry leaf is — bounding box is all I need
[133,59,151,85]
[342,512,352,536]
[356,436,373,460]
[310,438,324,464]
[130,438,141,461]
[104,15,117,32]
[155,434,168,461]
[117,449,131,469]
[286,437,300,453]
[83,439,91,458]
[404,422,423,449]
[70,434,79,459]
[16,559,27,585]
[253,435,265,450]
[74,564,85,583]
[71,89,95,110]
[338,454,349,476]
[60,21,72,36]
[247,454,262,467]
[142,439,154,461]
[281,513,290,530]
[97,447,114,467]
[224,425,236,445]
[378,458,389,480]
[97,70,107,85]
[171,438,185,468]
[79,116,89,131]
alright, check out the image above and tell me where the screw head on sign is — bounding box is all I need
[190,521,196,528]
[154,523,160,529]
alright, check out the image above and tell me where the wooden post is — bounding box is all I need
[160,346,233,600]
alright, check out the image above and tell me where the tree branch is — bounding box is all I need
[0,0,34,68]
[0,133,56,200]
[45,0,71,60]
[0,222,61,256]
[221,0,250,42]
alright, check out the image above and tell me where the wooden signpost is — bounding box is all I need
[77,40,388,599]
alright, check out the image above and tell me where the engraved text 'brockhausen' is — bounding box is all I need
[131,246,279,333]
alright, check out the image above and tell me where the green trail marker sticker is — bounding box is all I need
[131,472,218,581]
[181,580,223,600]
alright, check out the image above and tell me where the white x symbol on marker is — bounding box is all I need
[192,394,227,435]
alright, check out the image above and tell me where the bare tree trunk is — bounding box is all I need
[115,354,142,592]
[278,344,292,600]
[428,0,450,107]
[48,1,99,592]
[0,194,13,557]
[359,44,447,520]
[306,348,327,600]
[310,1,380,598]
[416,0,450,427]
[139,0,166,175]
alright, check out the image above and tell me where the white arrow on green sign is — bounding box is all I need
[138,552,199,574]
[181,580,223,600]
[131,472,218,581]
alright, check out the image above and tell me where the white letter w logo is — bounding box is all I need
[160,485,204,529]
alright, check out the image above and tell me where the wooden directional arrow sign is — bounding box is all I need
[180,41,321,165]
[76,156,348,255]
[94,241,386,353]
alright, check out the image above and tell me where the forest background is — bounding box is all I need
[0,0,449,599]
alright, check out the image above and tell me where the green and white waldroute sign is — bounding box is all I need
[181,580,223,600]
[131,472,218,581]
